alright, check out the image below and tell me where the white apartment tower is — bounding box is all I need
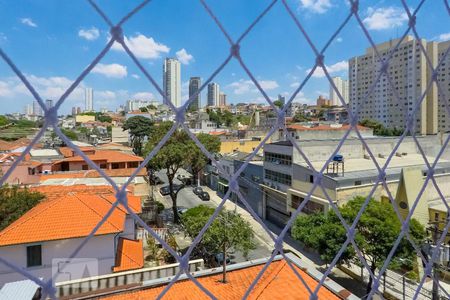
[329,76,349,106]
[163,58,181,107]
[207,83,220,107]
[85,88,94,112]
[349,36,449,135]
[32,100,42,116]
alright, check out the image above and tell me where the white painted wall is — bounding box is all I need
[0,234,117,287]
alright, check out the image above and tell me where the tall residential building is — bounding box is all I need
[25,104,33,116]
[438,40,450,132]
[45,99,54,110]
[207,83,220,107]
[85,88,94,111]
[32,100,42,116]
[71,107,77,117]
[219,93,227,107]
[329,76,349,106]
[163,58,181,107]
[349,36,448,135]
[188,77,201,110]
[125,100,158,112]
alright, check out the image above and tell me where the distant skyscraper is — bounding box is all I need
[25,104,33,116]
[45,99,53,110]
[277,94,286,106]
[207,83,220,107]
[219,93,227,107]
[329,76,349,106]
[32,100,42,116]
[188,77,201,110]
[71,107,77,117]
[76,107,81,115]
[85,88,94,111]
[163,58,181,107]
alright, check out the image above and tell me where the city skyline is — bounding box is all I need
[0,0,449,114]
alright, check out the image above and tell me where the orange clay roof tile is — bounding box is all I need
[39,168,146,180]
[113,238,144,272]
[0,185,141,246]
[54,149,143,163]
[101,260,341,300]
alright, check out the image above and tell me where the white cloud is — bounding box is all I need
[111,34,169,59]
[176,48,194,65]
[336,37,343,43]
[306,60,347,78]
[363,7,408,30]
[96,90,116,100]
[78,27,100,41]
[20,18,37,27]
[133,92,154,100]
[299,0,332,14]
[228,79,279,95]
[437,32,450,42]
[131,74,140,79]
[290,82,300,88]
[92,63,128,78]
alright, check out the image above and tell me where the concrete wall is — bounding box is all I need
[234,161,264,217]
[0,234,117,286]
[0,164,40,185]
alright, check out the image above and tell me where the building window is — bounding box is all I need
[309,175,314,183]
[111,163,120,169]
[265,169,292,185]
[435,212,440,222]
[100,164,107,169]
[27,245,42,267]
[354,180,362,186]
[264,152,292,166]
[82,164,88,170]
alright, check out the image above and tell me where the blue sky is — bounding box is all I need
[0,0,449,114]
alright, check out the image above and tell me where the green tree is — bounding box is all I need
[360,119,403,136]
[0,116,9,127]
[293,112,312,123]
[273,99,284,108]
[97,114,112,123]
[123,116,154,156]
[188,133,221,186]
[181,205,256,283]
[143,122,191,223]
[0,186,45,230]
[291,196,425,294]
[61,128,78,141]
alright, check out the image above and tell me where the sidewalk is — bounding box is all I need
[202,186,450,299]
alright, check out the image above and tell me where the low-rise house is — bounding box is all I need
[0,185,143,286]
[52,147,143,172]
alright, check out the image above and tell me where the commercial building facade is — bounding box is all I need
[207,82,220,107]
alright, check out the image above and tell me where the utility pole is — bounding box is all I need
[431,223,439,300]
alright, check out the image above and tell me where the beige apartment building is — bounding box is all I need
[349,36,449,135]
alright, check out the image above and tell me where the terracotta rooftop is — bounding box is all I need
[286,124,369,131]
[101,259,344,300]
[0,186,141,246]
[40,168,147,180]
[54,149,143,163]
[113,238,144,272]
[0,138,36,152]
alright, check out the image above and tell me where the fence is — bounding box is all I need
[0,0,450,299]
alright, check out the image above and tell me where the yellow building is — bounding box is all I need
[75,115,96,123]
[220,139,268,154]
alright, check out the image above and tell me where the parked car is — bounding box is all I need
[199,191,210,201]
[149,174,163,185]
[159,186,170,196]
[193,186,203,195]
[214,253,230,265]
[160,184,183,196]
[177,174,193,185]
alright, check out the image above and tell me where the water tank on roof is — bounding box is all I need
[333,154,343,162]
